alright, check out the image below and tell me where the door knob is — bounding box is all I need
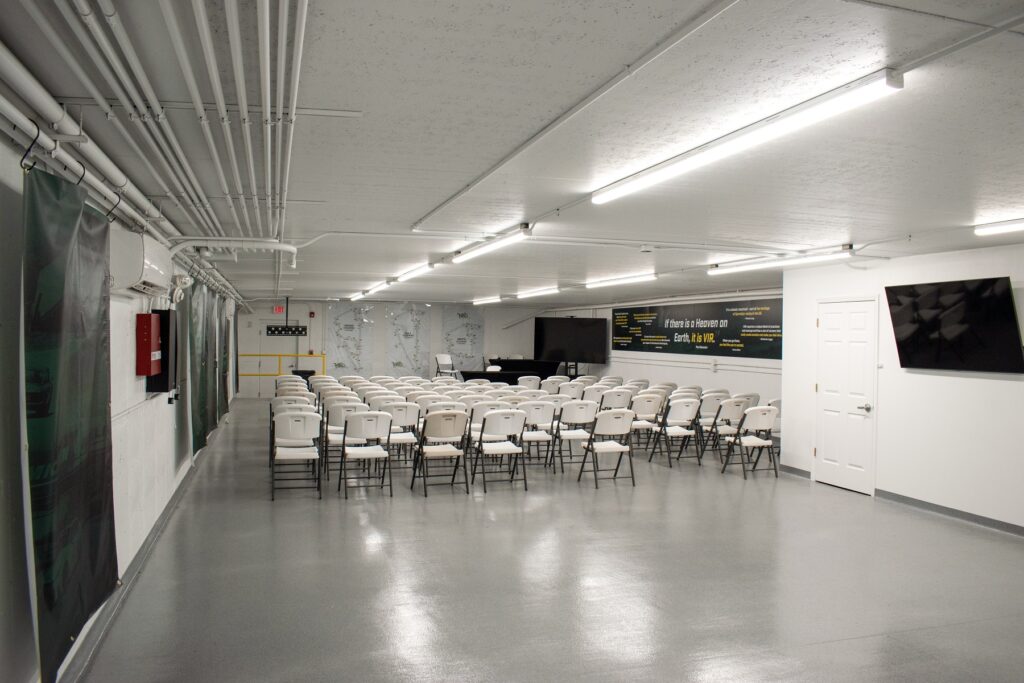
[857,403,872,413]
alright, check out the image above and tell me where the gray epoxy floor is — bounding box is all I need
[83,399,1024,682]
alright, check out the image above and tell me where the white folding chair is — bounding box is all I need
[337,411,393,498]
[517,375,541,390]
[381,401,420,466]
[578,409,635,489]
[435,353,458,377]
[553,399,599,473]
[271,412,322,500]
[539,378,563,394]
[650,398,701,468]
[722,406,780,479]
[629,394,663,449]
[471,409,528,492]
[519,400,556,467]
[412,410,470,496]
[703,398,747,461]
[598,388,632,411]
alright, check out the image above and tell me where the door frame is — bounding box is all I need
[813,295,880,495]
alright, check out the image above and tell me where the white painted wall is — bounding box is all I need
[782,244,1024,527]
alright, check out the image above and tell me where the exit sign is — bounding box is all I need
[273,305,285,314]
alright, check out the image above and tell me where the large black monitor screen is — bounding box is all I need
[885,277,1024,373]
[534,317,608,364]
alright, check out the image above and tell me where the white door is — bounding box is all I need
[815,299,878,495]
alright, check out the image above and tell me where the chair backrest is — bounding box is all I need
[741,405,778,433]
[433,376,459,385]
[344,411,392,441]
[460,395,486,409]
[274,403,317,415]
[519,400,556,427]
[767,398,781,414]
[717,398,747,424]
[679,384,702,394]
[546,394,574,410]
[517,375,541,390]
[465,378,490,386]
[369,375,393,382]
[700,393,727,417]
[278,390,315,402]
[341,378,368,387]
[592,409,634,437]
[421,410,469,440]
[326,402,369,426]
[405,378,430,386]
[484,389,514,398]
[670,390,700,400]
[271,396,310,410]
[427,400,467,414]
[559,399,600,425]
[666,398,700,425]
[704,388,730,396]
[470,401,512,424]
[382,401,420,429]
[631,394,662,419]
[504,395,529,406]
[274,411,321,440]
[599,389,632,410]
[435,353,454,370]
[547,375,570,383]
[322,397,364,413]
[415,395,448,410]
[575,375,599,385]
[520,389,547,400]
[488,382,509,388]
[505,385,529,393]
[480,409,527,438]
[600,376,623,384]
[397,375,421,382]
[368,395,403,411]
[625,378,650,390]
[557,382,584,399]
[732,392,760,407]
[539,378,563,394]
[405,390,434,403]
[650,383,676,393]
[582,385,607,402]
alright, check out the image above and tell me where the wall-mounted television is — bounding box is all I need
[884,276,1024,373]
[534,317,608,364]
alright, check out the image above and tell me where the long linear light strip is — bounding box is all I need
[350,292,365,301]
[585,272,657,289]
[451,229,527,264]
[592,69,904,205]
[708,250,851,276]
[974,219,1024,236]
[473,296,502,305]
[517,286,560,299]
[396,262,433,282]
[365,281,390,295]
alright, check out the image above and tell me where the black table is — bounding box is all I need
[460,370,539,384]
[486,358,562,376]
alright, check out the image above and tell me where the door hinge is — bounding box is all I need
[816,318,819,328]
[813,447,817,458]
[814,383,818,392]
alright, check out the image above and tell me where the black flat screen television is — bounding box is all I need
[884,276,1024,373]
[534,317,608,364]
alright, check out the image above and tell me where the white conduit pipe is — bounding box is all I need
[274,0,289,235]
[188,0,255,238]
[59,0,217,236]
[158,0,246,240]
[17,0,195,231]
[91,0,229,237]
[258,0,274,235]
[225,0,265,237]
[170,238,297,263]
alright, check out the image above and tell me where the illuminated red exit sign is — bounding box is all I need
[273,305,285,314]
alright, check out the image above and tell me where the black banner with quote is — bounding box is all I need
[612,299,782,359]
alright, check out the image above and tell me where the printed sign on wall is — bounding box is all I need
[612,298,782,359]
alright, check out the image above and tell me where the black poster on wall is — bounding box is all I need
[612,298,783,359]
[23,171,117,682]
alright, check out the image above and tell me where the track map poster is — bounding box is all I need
[612,299,782,359]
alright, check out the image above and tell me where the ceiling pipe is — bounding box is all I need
[17,0,196,231]
[225,0,265,237]
[170,238,298,265]
[257,0,274,235]
[274,0,289,235]
[58,0,218,236]
[94,0,228,237]
[275,0,309,274]
[188,0,255,238]
[158,0,246,239]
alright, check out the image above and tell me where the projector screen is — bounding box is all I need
[884,276,1024,373]
[534,317,608,364]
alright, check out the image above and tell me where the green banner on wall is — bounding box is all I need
[23,170,117,683]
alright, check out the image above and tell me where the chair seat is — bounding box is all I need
[631,419,656,430]
[327,433,367,445]
[275,446,319,461]
[522,430,552,442]
[470,429,507,442]
[422,444,463,458]
[559,428,591,441]
[665,425,696,437]
[275,437,314,448]
[591,441,629,454]
[344,445,389,460]
[726,435,773,448]
[481,440,523,455]
[389,432,418,445]
[717,425,738,436]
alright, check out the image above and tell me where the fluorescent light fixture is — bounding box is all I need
[974,219,1024,237]
[473,296,502,305]
[396,262,433,282]
[592,69,903,205]
[350,292,365,301]
[708,250,851,276]
[585,272,658,289]
[517,286,559,299]
[451,229,527,264]
[365,281,389,295]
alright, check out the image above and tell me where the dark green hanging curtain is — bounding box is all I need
[188,283,211,452]
[217,299,229,419]
[203,288,219,433]
[23,170,117,683]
